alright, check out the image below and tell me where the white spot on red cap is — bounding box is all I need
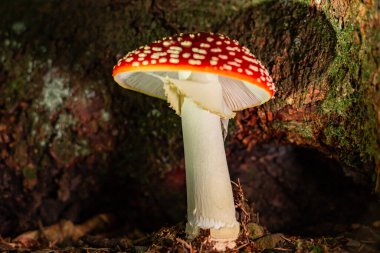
[181,41,192,47]
[132,62,140,67]
[151,52,167,59]
[218,54,228,60]
[152,47,162,51]
[183,53,191,58]
[226,46,236,51]
[193,53,205,60]
[245,69,253,75]
[189,59,201,65]
[206,37,214,42]
[167,49,180,54]
[249,65,259,72]
[163,41,171,47]
[242,47,250,53]
[169,58,179,64]
[192,48,207,54]
[223,64,232,70]
[250,59,259,64]
[159,58,167,63]
[211,48,222,53]
[170,46,182,51]
[200,43,211,48]
[242,55,256,63]
[228,61,240,67]
[210,60,218,65]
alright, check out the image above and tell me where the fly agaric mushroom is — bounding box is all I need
[112,32,275,243]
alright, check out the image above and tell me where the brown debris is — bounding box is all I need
[11,214,113,249]
[0,184,378,252]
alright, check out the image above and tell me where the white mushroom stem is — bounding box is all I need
[181,96,239,241]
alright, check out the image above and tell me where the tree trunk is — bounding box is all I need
[0,0,378,236]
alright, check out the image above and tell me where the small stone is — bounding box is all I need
[372,220,380,228]
[254,233,285,250]
[247,223,265,239]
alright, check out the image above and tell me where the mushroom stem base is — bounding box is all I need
[186,222,240,241]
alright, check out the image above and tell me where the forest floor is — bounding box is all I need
[1,181,379,253]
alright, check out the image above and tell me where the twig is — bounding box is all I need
[235,243,249,250]
[280,235,295,244]
[273,247,293,251]
[176,238,194,253]
[360,240,376,244]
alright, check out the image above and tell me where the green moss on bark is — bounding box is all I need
[318,1,378,171]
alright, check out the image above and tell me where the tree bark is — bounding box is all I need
[230,0,379,189]
[0,0,378,236]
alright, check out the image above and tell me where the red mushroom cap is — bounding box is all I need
[113,32,275,110]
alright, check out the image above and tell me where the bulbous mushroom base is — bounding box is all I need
[185,222,240,241]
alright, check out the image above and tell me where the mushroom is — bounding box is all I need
[112,32,275,243]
